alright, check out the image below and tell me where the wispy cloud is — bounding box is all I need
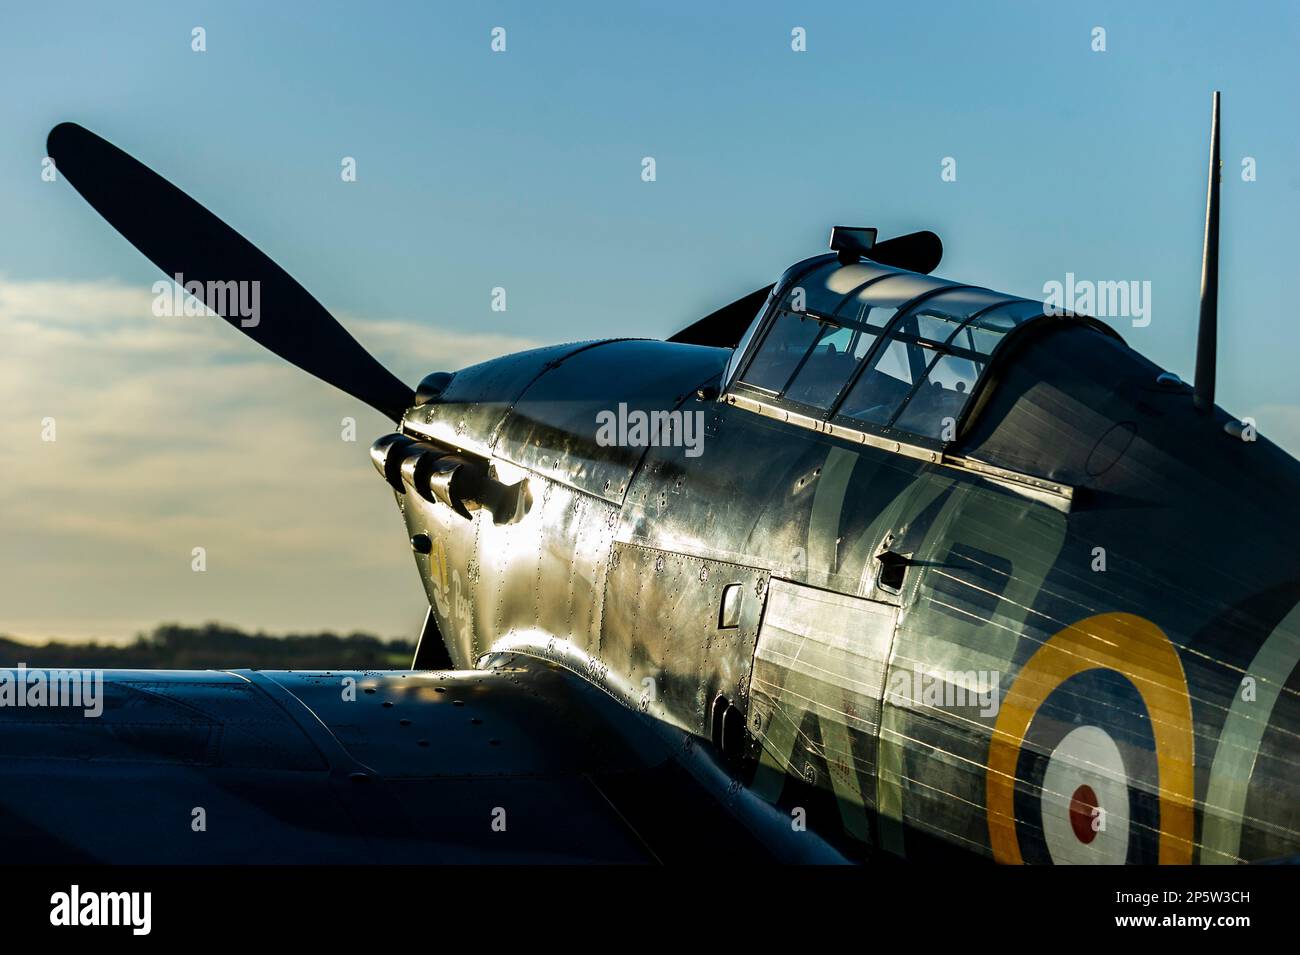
[0,276,540,643]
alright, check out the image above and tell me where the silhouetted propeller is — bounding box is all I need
[667,284,774,348]
[668,229,944,349]
[47,122,414,420]
[868,230,942,274]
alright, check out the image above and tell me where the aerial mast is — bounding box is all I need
[1193,91,1222,414]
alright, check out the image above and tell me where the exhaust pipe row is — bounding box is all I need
[370,434,529,525]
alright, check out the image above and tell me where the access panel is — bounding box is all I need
[747,578,899,849]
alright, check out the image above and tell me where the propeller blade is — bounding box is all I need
[866,230,943,274]
[667,284,773,348]
[47,122,414,420]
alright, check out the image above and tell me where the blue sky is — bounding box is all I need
[1,1,1297,642]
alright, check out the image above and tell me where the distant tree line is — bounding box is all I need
[0,622,416,670]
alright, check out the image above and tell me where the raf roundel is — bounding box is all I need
[986,613,1195,865]
[1039,725,1131,864]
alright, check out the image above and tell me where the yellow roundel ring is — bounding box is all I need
[986,612,1195,864]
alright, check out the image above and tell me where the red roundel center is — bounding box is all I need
[1069,785,1100,844]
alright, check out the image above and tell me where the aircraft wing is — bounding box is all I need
[0,657,830,863]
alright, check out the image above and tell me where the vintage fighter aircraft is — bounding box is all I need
[4,95,1296,863]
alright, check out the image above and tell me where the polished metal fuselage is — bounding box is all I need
[392,276,1300,864]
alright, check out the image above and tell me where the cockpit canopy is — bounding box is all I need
[724,256,1051,445]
